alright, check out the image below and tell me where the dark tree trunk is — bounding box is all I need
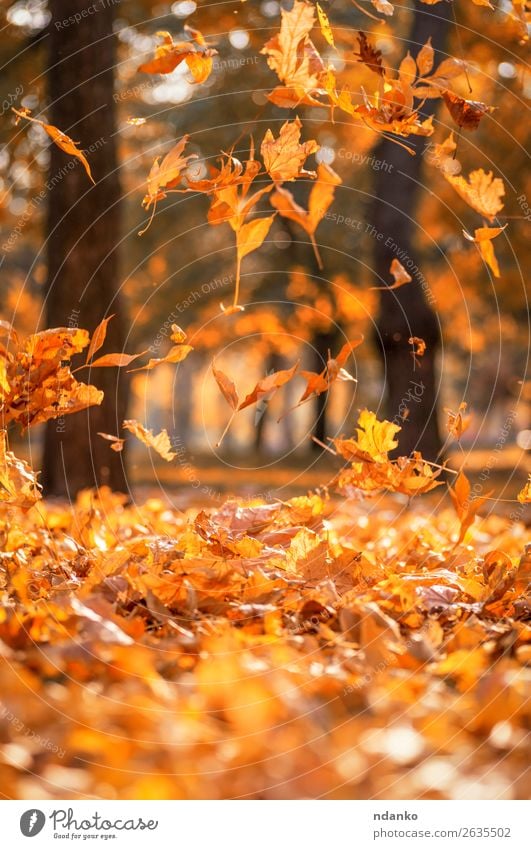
[41,0,128,496]
[371,1,452,460]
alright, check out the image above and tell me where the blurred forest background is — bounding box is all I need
[0,0,529,504]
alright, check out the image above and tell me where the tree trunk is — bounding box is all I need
[41,0,128,496]
[371,1,452,460]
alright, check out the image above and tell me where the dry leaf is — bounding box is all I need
[128,344,193,373]
[97,432,125,452]
[270,162,341,268]
[371,259,412,290]
[445,402,472,441]
[446,169,505,220]
[237,216,276,262]
[86,316,115,364]
[122,419,176,461]
[443,90,494,131]
[138,29,217,83]
[261,117,319,182]
[517,475,531,504]
[238,361,299,411]
[142,136,197,212]
[463,224,507,277]
[13,107,94,184]
[212,363,239,410]
[316,4,335,47]
[355,32,385,77]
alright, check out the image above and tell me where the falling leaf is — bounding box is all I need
[89,352,145,369]
[142,136,198,212]
[270,162,342,267]
[238,361,299,410]
[355,32,385,77]
[170,324,187,344]
[316,4,335,47]
[445,169,505,220]
[463,224,507,278]
[138,29,217,83]
[261,0,327,108]
[237,216,276,262]
[297,338,363,405]
[449,471,492,544]
[261,117,319,182]
[13,107,95,184]
[416,38,434,76]
[371,259,412,290]
[128,344,193,373]
[409,337,426,360]
[517,475,531,504]
[445,402,472,441]
[350,408,401,463]
[371,0,394,15]
[122,419,176,461]
[97,432,125,452]
[443,91,494,131]
[212,362,239,410]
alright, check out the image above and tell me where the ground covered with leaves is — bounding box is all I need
[0,482,529,800]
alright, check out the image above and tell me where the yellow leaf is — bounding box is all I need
[316,4,335,47]
[446,168,505,220]
[86,315,115,364]
[416,38,434,76]
[261,117,318,182]
[236,215,275,262]
[122,419,176,461]
[354,409,401,463]
[463,224,507,277]
[142,136,197,211]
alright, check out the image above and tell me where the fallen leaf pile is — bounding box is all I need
[0,435,529,799]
